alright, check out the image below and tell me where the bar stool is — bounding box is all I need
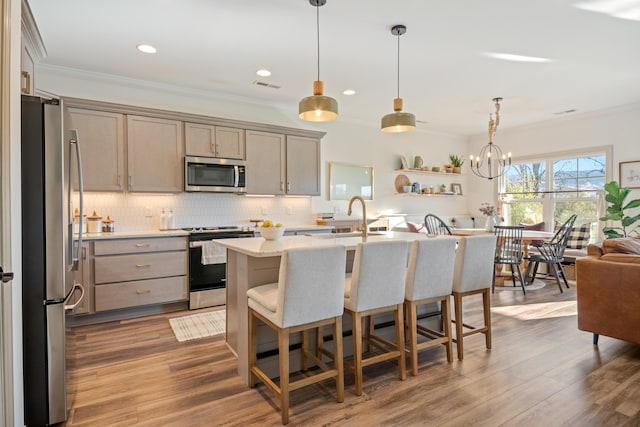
[343,240,408,396]
[451,234,497,360]
[404,237,458,375]
[247,246,347,424]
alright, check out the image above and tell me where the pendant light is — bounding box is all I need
[469,97,512,180]
[299,0,338,122]
[381,24,415,133]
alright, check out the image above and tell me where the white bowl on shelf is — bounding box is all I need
[260,226,285,240]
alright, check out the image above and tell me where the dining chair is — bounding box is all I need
[404,237,457,375]
[525,214,578,293]
[246,245,347,424]
[451,234,497,360]
[343,240,408,396]
[492,225,526,294]
[424,213,453,236]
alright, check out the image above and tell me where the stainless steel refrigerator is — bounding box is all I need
[21,95,85,426]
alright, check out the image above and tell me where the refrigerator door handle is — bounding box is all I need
[63,283,85,311]
[69,129,83,271]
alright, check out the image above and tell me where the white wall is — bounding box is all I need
[39,66,470,229]
[466,103,640,218]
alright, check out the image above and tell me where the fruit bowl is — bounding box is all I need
[260,226,285,240]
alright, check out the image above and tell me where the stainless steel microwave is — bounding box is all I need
[184,156,247,193]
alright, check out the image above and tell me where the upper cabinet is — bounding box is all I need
[245,130,286,195]
[185,123,245,159]
[66,108,125,191]
[285,135,321,196]
[127,116,184,192]
[21,0,47,95]
[245,131,320,196]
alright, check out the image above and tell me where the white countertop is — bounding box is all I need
[76,229,189,240]
[213,231,454,257]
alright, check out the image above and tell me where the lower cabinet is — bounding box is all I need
[89,236,188,313]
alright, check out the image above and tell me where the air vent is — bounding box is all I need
[252,80,281,89]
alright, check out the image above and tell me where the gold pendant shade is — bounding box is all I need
[381,97,416,133]
[299,80,338,122]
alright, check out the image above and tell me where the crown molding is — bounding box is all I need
[21,0,46,60]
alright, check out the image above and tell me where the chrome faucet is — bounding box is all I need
[347,196,368,240]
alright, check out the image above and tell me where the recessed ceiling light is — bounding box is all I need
[256,69,271,77]
[136,44,157,54]
[343,89,356,96]
[485,52,552,63]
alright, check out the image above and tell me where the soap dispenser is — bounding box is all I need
[167,209,174,230]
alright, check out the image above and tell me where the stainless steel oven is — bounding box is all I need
[185,227,254,309]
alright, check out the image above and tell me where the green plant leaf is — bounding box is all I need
[605,194,619,205]
[622,213,640,227]
[604,181,620,196]
[602,227,624,239]
[623,199,640,210]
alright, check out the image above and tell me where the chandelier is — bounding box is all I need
[470,97,512,180]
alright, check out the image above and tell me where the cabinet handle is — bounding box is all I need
[117,175,121,186]
[21,71,31,94]
[135,289,151,295]
[135,243,150,248]
[280,181,284,191]
[287,181,291,192]
[211,142,216,155]
[81,246,86,260]
[135,264,152,268]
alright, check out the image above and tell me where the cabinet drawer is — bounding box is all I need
[95,276,187,312]
[94,237,186,255]
[95,251,186,284]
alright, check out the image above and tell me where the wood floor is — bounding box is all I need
[63,281,640,426]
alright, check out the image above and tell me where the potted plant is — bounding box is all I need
[600,181,640,238]
[449,154,464,174]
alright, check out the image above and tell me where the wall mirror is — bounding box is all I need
[329,162,374,200]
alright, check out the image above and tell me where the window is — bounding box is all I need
[499,150,608,239]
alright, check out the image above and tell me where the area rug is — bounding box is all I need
[498,280,546,291]
[169,310,225,342]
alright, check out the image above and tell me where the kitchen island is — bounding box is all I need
[213,231,437,383]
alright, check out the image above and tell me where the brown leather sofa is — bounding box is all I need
[576,238,640,345]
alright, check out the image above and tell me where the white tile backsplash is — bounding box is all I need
[74,192,315,231]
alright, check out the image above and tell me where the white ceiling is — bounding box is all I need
[28,0,640,135]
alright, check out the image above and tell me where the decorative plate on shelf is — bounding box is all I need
[395,174,410,193]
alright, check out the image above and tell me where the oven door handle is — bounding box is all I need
[190,241,205,248]
[234,165,240,188]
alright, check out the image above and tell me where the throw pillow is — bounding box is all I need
[406,221,427,234]
[603,237,640,255]
[566,224,591,249]
[519,222,545,247]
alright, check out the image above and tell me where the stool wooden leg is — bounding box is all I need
[395,303,406,381]
[352,312,364,396]
[248,309,257,388]
[279,328,290,424]
[482,289,492,350]
[316,325,324,361]
[301,330,309,371]
[333,316,344,403]
[406,301,418,376]
[453,292,464,360]
[442,296,453,363]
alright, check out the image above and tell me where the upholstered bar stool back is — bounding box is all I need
[344,240,408,395]
[247,245,347,424]
[451,234,497,360]
[404,236,457,375]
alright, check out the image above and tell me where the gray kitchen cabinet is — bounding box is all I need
[245,131,320,196]
[245,130,287,195]
[93,236,188,312]
[285,135,321,196]
[127,115,184,192]
[68,242,94,315]
[66,108,126,191]
[185,123,245,159]
[21,1,46,95]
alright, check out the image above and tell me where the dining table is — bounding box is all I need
[451,228,556,286]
